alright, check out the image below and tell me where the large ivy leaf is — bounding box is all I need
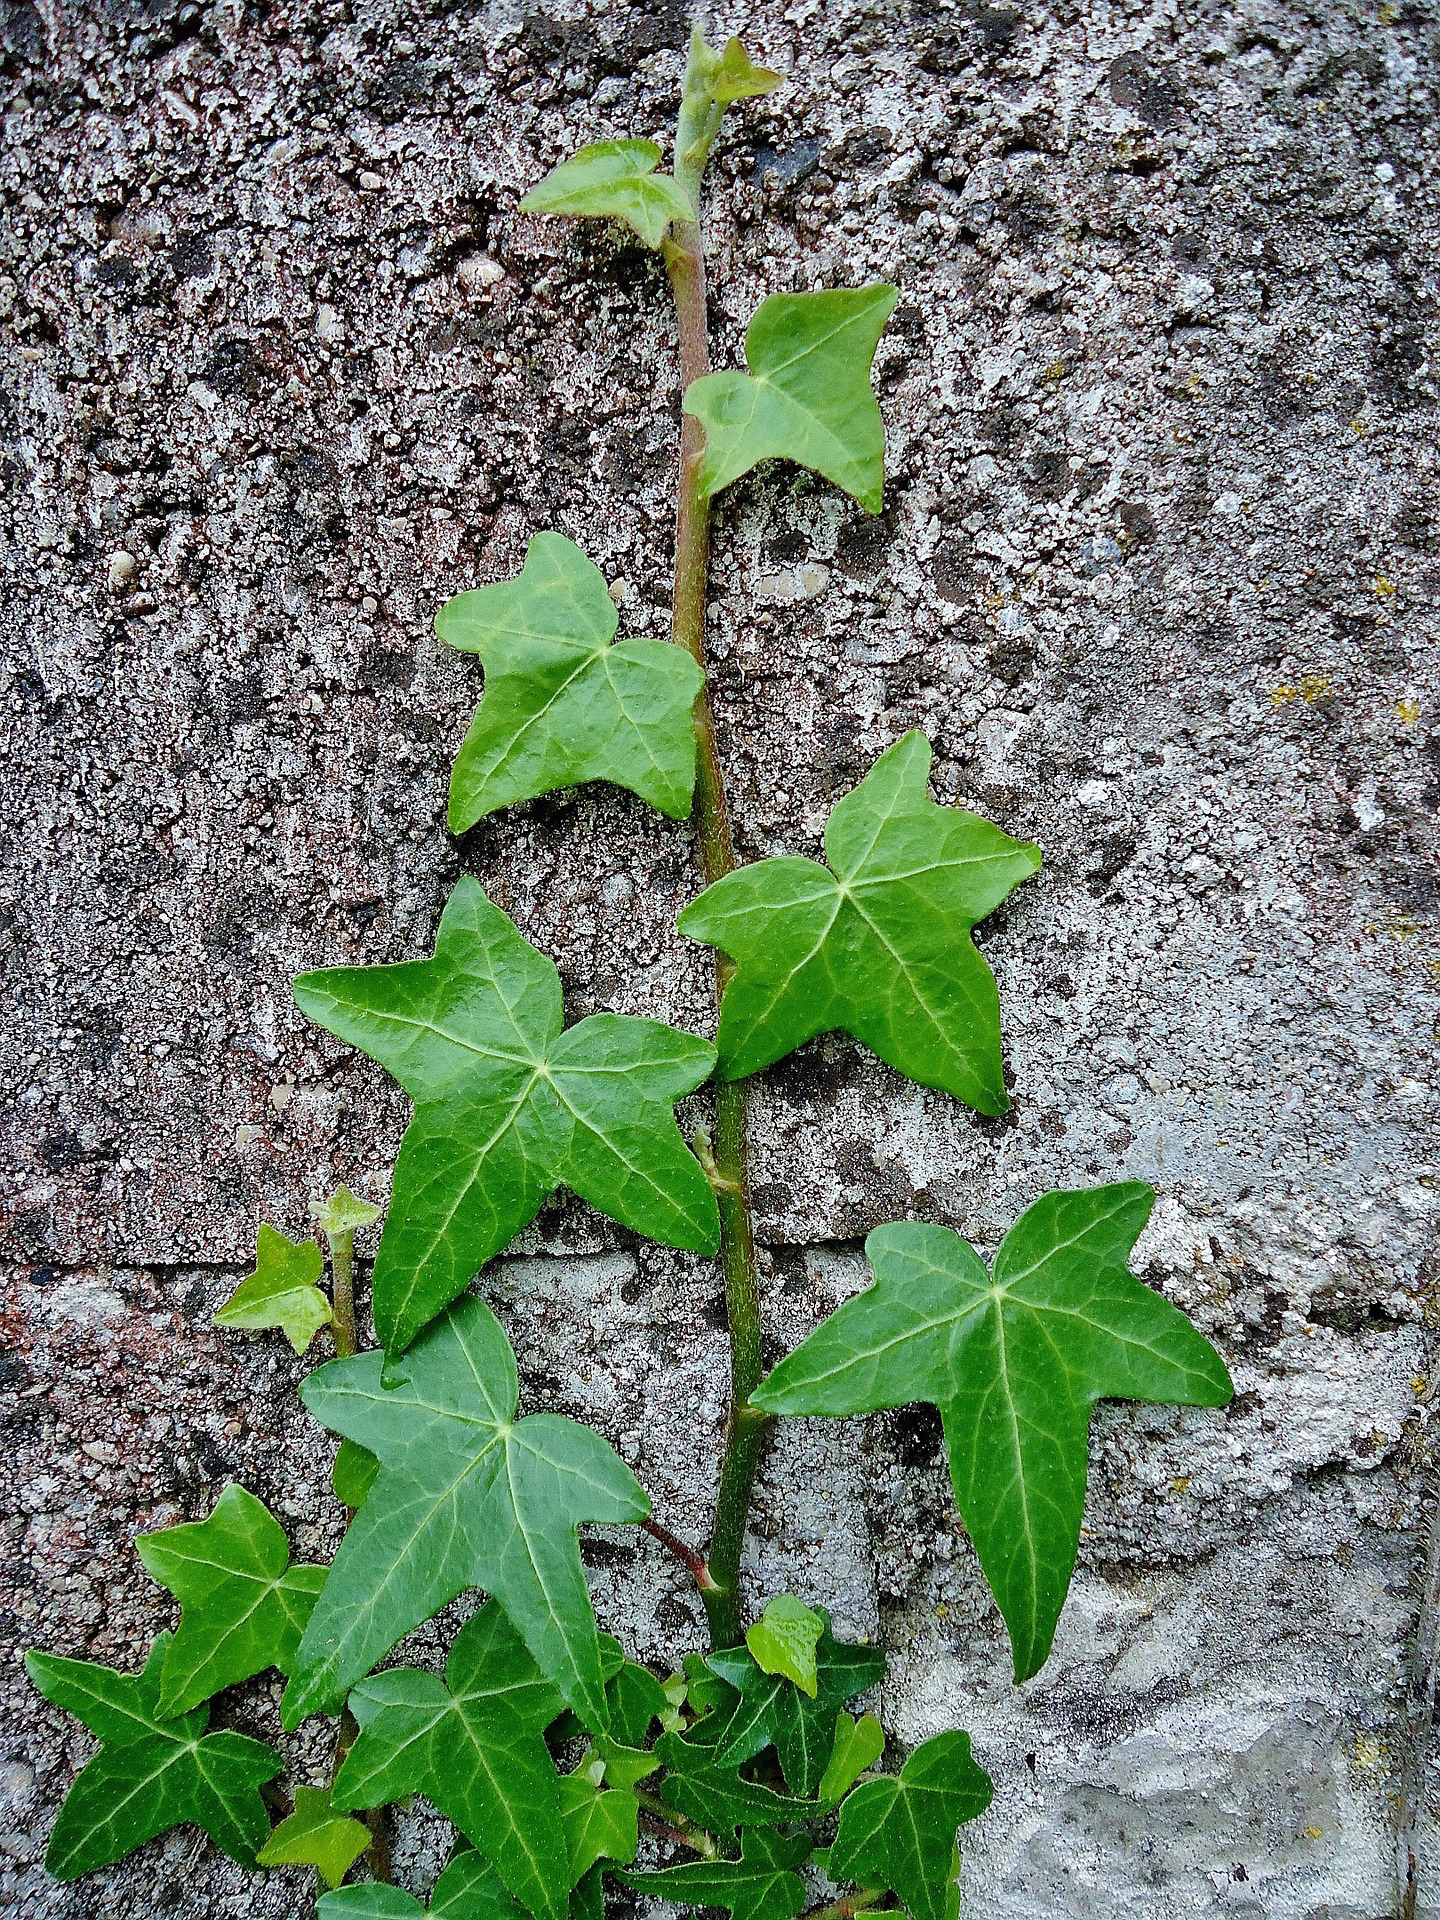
[295,877,719,1354]
[753,1184,1233,1679]
[24,1636,281,1879]
[287,1294,648,1730]
[829,1733,992,1920]
[334,1600,569,1920]
[135,1484,327,1717]
[707,1613,885,1798]
[683,287,897,512]
[213,1222,332,1354]
[679,732,1040,1115]
[625,1827,811,1920]
[320,1845,529,1920]
[438,532,705,831]
[520,140,694,249]
[652,1728,814,1835]
[256,1786,371,1888]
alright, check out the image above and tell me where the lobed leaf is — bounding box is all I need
[745,1594,824,1696]
[319,1844,530,1919]
[818,1711,885,1804]
[830,1732,992,1920]
[559,1769,639,1882]
[707,1612,885,1798]
[213,1222,332,1355]
[255,1785,371,1888]
[652,1727,814,1835]
[709,36,783,103]
[314,1184,382,1237]
[520,140,694,249]
[624,1826,811,1920]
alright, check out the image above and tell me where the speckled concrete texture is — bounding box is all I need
[1,0,1437,1913]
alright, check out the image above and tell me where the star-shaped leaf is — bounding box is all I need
[520,140,694,249]
[708,36,784,103]
[753,1184,1233,1679]
[830,1733,992,1920]
[819,1711,885,1803]
[295,877,719,1354]
[314,1184,382,1237]
[135,1483,327,1716]
[333,1600,569,1920]
[213,1222,332,1354]
[746,1594,823,1696]
[679,732,1040,1115]
[256,1786,371,1888]
[652,1727,815,1835]
[24,1636,282,1880]
[438,533,706,832]
[319,1844,529,1919]
[683,286,897,512]
[605,1658,670,1746]
[707,1612,885,1798]
[625,1826,812,1920]
[559,1769,638,1882]
[287,1293,648,1730]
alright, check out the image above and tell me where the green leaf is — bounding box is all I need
[321,1891,427,1920]
[707,1614,885,1799]
[652,1729,814,1835]
[678,732,1041,1115]
[295,877,720,1354]
[830,1732,992,1920]
[745,1595,823,1696]
[318,1846,531,1920]
[24,1636,282,1879]
[332,1436,380,1509]
[213,1222,332,1355]
[818,1711,885,1804]
[626,1827,810,1920]
[605,1659,669,1747]
[520,140,694,249]
[439,533,705,832]
[288,1294,648,1730]
[570,1863,606,1920]
[683,286,897,512]
[135,1483,327,1716]
[709,36,784,103]
[335,1600,568,1920]
[314,1184,382,1237]
[559,1770,638,1881]
[753,1184,1234,1679]
[256,1785,371,1888]
[593,1737,659,1792]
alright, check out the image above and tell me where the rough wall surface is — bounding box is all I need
[1,0,1438,1914]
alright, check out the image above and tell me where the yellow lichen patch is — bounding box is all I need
[1375,575,1397,596]
[1169,1476,1191,1495]
[1348,1731,1388,1774]
[1042,359,1066,387]
[1397,698,1420,723]
[1270,674,1332,706]
[1303,1827,1324,1841]
[1380,1,1399,23]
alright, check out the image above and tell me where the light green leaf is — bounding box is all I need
[652,1727,814,1835]
[295,876,719,1354]
[753,1184,1233,1679]
[314,1185,382,1236]
[707,1613,885,1798]
[318,1845,529,1920]
[683,286,897,512]
[135,1483,327,1716]
[287,1294,648,1730]
[625,1826,811,1920]
[746,1594,824,1696]
[334,1600,568,1920]
[559,1769,638,1882]
[709,36,784,102]
[213,1221,331,1354]
[520,139,694,249]
[679,732,1040,1114]
[24,1636,281,1879]
[439,532,705,831]
[332,1437,380,1509]
[830,1733,992,1920]
[256,1785,371,1889]
[819,1711,885,1804]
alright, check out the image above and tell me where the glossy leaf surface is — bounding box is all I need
[559,1770,638,1882]
[680,733,1040,1114]
[652,1728,814,1835]
[745,1594,823,1696]
[319,1845,528,1919]
[819,1711,885,1804]
[520,140,693,248]
[213,1222,331,1354]
[439,533,705,831]
[255,1786,371,1888]
[708,1614,885,1798]
[625,1827,811,1920]
[830,1732,992,1920]
[754,1185,1233,1678]
[332,1437,380,1509]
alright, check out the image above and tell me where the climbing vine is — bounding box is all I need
[26,30,1232,1913]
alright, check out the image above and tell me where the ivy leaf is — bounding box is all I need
[438,532,705,831]
[745,1595,823,1696]
[559,1769,638,1881]
[314,1185,382,1237]
[605,1659,670,1746]
[256,1786,371,1889]
[287,1294,649,1730]
[520,140,694,249]
[213,1222,331,1355]
[135,1484,327,1717]
[319,1844,529,1919]
[24,1636,282,1879]
[334,1599,568,1920]
[295,877,720,1354]
[709,36,783,102]
[753,1184,1233,1679]
[593,1737,660,1792]
[707,1613,885,1798]
[829,1732,992,1920]
[819,1711,885,1804]
[678,732,1041,1115]
[683,286,897,512]
[653,1728,815,1835]
[332,1437,380,1509]
[626,1827,810,1920]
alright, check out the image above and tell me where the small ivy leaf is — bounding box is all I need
[745,1595,824,1696]
[213,1222,332,1355]
[559,1770,638,1882]
[439,532,705,831]
[314,1185,382,1237]
[334,1600,568,1920]
[255,1786,371,1889]
[753,1185,1233,1680]
[605,1659,670,1747]
[592,1736,660,1792]
[652,1728,814,1835]
[520,140,695,249]
[320,1845,532,1920]
[818,1711,885,1804]
[683,1649,739,1720]
[295,877,719,1354]
[135,1484,327,1716]
[24,1635,282,1879]
[829,1732,992,1920]
[625,1826,811,1920]
[683,286,897,512]
[570,1863,606,1920]
[709,36,784,103]
[287,1293,649,1731]
[332,1437,380,1509]
[707,1613,885,1798]
[678,732,1041,1115]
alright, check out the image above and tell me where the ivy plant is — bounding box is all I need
[26,24,1232,1913]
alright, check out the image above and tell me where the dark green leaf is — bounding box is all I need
[559,1768,638,1881]
[706,1614,885,1798]
[295,877,719,1354]
[439,532,705,831]
[818,1712,885,1804]
[520,140,693,249]
[24,1636,281,1879]
[830,1732,992,1920]
[288,1294,648,1730]
[319,1846,533,1920]
[745,1595,823,1696]
[213,1222,331,1354]
[753,1185,1233,1679]
[653,1729,814,1835]
[570,1863,606,1920]
[605,1659,670,1747]
[333,1437,380,1509]
[321,1891,426,1920]
[256,1786,371,1888]
[625,1826,811,1920]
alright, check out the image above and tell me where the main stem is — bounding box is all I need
[664,216,769,1651]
